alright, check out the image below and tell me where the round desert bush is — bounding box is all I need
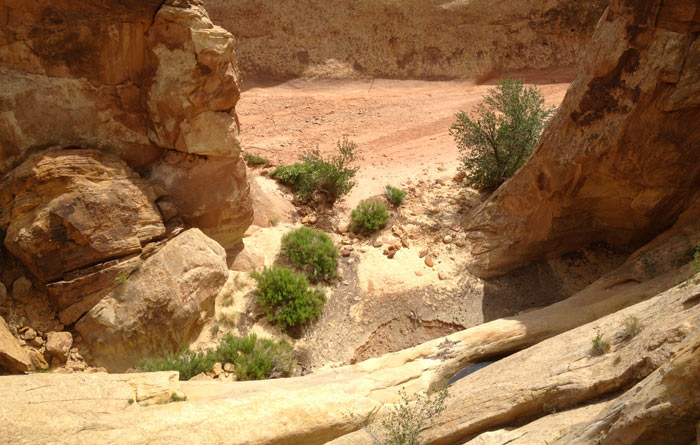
[351,199,389,234]
[385,185,407,207]
[251,266,326,330]
[281,226,338,282]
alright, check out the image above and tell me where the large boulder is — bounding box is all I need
[0,149,165,284]
[465,0,700,278]
[75,229,229,371]
[0,316,30,374]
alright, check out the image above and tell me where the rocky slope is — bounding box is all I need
[0,0,251,372]
[465,0,700,278]
[205,0,607,79]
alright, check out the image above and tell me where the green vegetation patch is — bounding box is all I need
[384,185,407,207]
[270,138,358,203]
[351,199,389,234]
[251,266,326,330]
[281,227,339,282]
[138,333,294,381]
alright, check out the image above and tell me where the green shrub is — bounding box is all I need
[251,266,326,330]
[244,152,270,167]
[450,78,556,190]
[384,185,407,207]
[281,227,339,282]
[689,242,700,281]
[351,199,389,234]
[270,138,358,203]
[138,334,294,381]
[591,332,611,356]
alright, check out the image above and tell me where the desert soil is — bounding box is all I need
[212,71,628,371]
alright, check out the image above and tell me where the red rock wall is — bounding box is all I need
[465,0,700,278]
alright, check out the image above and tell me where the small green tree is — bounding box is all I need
[450,78,556,190]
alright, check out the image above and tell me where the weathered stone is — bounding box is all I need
[425,256,434,267]
[21,328,36,341]
[0,150,165,284]
[149,151,252,250]
[0,316,30,374]
[45,332,73,363]
[466,0,700,278]
[27,349,49,371]
[75,229,228,371]
[227,243,265,272]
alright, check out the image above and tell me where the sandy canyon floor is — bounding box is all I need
[198,71,628,372]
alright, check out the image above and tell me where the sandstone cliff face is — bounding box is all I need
[0,0,251,371]
[466,0,700,278]
[205,0,607,79]
[0,0,252,250]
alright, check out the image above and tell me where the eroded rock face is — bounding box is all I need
[465,0,700,278]
[0,0,252,250]
[206,0,608,79]
[75,229,228,371]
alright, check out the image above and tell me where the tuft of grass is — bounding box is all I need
[355,388,449,445]
[269,215,281,226]
[139,334,295,381]
[351,199,389,234]
[384,185,407,207]
[622,316,642,339]
[210,323,220,336]
[591,332,611,356]
[251,266,326,331]
[114,272,128,284]
[169,392,187,403]
[281,227,339,282]
[269,138,358,204]
[244,152,270,167]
